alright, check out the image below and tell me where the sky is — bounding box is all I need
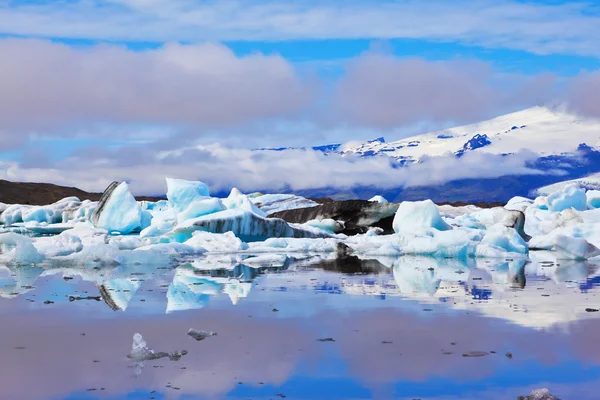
[1,0,600,194]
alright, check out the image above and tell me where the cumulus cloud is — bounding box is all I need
[1,0,600,57]
[0,144,552,195]
[330,53,561,128]
[567,71,600,118]
[0,39,313,131]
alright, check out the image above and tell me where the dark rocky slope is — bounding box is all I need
[0,179,163,205]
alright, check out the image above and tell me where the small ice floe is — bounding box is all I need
[129,333,185,361]
[188,329,217,341]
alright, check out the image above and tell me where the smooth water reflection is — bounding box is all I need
[1,253,600,399]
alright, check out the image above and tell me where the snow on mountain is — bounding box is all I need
[338,106,600,163]
[535,172,600,195]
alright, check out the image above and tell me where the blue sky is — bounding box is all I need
[1,0,600,192]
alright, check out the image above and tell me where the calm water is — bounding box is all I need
[1,253,600,400]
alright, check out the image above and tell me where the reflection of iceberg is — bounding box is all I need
[166,267,219,313]
[391,256,473,296]
[0,265,44,298]
[392,259,441,296]
[37,263,167,311]
[99,278,142,311]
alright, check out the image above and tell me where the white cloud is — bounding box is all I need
[0,39,313,132]
[1,0,600,56]
[1,144,551,195]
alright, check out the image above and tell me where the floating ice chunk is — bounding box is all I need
[188,329,217,341]
[91,182,145,234]
[185,231,248,252]
[108,235,144,250]
[129,333,153,361]
[366,227,384,236]
[0,233,44,264]
[250,193,319,215]
[533,195,549,210]
[504,196,533,212]
[547,183,586,212]
[555,234,600,260]
[401,229,476,258]
[177,198,226,224]
[140,208,177,239]
[223,188,266,217]
[454,208,527,239]
[166,177,210,211]
[369,195,388,203]
[586,190,600,209]
[392,200,451,234]
[524,207,583,238]
[304,218,344,234]
[478,224,528,255]
[174,209,325,241]
[247,237,340,253]
[33,231,83,257]
[0,205,26,226]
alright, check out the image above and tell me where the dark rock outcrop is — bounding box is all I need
[270,200,399,235]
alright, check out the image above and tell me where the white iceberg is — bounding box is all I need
[392,200,451,234]
[546,183,587,212]
[554,234,600,260]
[166,177,210,211]
[91,182,145,234]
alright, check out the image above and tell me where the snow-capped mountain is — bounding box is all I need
[338,106,600,163]
[259,106,600,202]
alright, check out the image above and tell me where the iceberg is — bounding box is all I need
[392,200,451,234]
[166,177,210,211]
[0,232,44,264]
[250,193,319,215]
[546,183,587,212]
[177,198,226,224]
[91,182,145,234]
[586,189,600,209]
[554,234,600,260]
[223,188,267,218]
[173,209,328,242]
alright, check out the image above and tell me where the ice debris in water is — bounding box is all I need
[128,333,188,362]
[517,388,561,400]
[188,329,217,341]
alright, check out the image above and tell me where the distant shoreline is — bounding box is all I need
[0,179,164,206]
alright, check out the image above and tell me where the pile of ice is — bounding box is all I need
[3,177,600,267]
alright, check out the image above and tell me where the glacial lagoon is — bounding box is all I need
[1,253,599,400]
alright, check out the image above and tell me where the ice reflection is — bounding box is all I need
[0,252,600,329]
[1,253,600,399]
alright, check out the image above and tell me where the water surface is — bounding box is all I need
[1,254,599,399]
